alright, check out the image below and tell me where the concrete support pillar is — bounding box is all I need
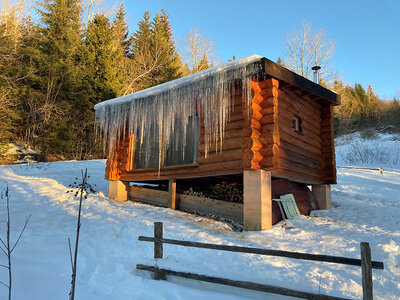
[312,184,331,210]
[108,180,129,202]
[243,170,272,231]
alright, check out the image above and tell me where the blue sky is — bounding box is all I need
[125,0,399,99]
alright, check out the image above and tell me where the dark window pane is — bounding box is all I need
[135,124,160,169]
[134,115,200,169]
[164,115,200,166]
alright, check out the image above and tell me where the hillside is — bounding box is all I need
[0,134,398,299]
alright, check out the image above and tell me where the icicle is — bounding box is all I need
[94,55,263,169]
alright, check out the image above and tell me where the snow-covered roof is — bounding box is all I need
[94,54,262,110]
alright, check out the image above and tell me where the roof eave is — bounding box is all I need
[261,57,340,105]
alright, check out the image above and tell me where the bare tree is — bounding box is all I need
[68,169,87,300]
[181,27,219,73]
[0,0,33,146]
[1,0,30,45]
[83,0,121,24]
[120,44,165,96]
[0,185,30,300]
[283,20,336,85]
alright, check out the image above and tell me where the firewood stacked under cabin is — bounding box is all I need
[180,182,243,203]
[138,180,244,204]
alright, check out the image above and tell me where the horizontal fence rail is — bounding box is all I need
[138,236,384,269]
[137,264,351,300]
[337,166,383,173]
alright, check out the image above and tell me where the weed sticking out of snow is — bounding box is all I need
[66,175,97,198]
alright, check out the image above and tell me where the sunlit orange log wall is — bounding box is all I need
[105,77,336,186]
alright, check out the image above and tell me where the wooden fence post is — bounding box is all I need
[153,222,165,280]
[154,222,163,259]
[361,242,373,300]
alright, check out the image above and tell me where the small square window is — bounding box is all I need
[293,116,302,133]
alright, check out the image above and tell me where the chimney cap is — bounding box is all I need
[312,66,321,71]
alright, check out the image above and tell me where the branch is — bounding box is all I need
[121,60,159,96]
[10,214,31,253]
[68,238,74,273]
[0,237,8,251]
[0,238,8,256]
[0,280,8,289]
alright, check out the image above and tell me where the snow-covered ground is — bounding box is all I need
[0,134,398,299]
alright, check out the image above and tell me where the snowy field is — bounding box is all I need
[335,132,400,170]
[0,134,399,299]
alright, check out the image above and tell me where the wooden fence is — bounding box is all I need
[137,222,384,300]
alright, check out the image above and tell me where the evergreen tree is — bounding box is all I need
[70,14,125,159]
[112,4,130,57]
[17,21,49,146]
[150,9,182,85]
[127,9,183,92]
[131,10,152,57]
[111,4,131,96]
[380,98,400,127]
[30,0,84,156]
[353,84,368,105]
[333,81,365,133]
[128,10,154,91]
[84,14,119,104]
[366,85,381,121]
[332,81,400,135]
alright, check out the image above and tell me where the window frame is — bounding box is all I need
[292,115,303,134]
[130,115,200,171]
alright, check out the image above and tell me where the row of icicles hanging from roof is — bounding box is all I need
[94,55,264,170]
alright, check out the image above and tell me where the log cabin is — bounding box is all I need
[94,55,340,230]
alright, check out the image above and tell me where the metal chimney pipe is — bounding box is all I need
[311,66,321,83]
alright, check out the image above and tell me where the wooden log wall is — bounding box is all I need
[241,81,264,170]
[257,78,280,170]
[250,77,337,185]
[105,135,132,180]
[105,148,118,180]
[320,104,337,184]
[272,85,324,184]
